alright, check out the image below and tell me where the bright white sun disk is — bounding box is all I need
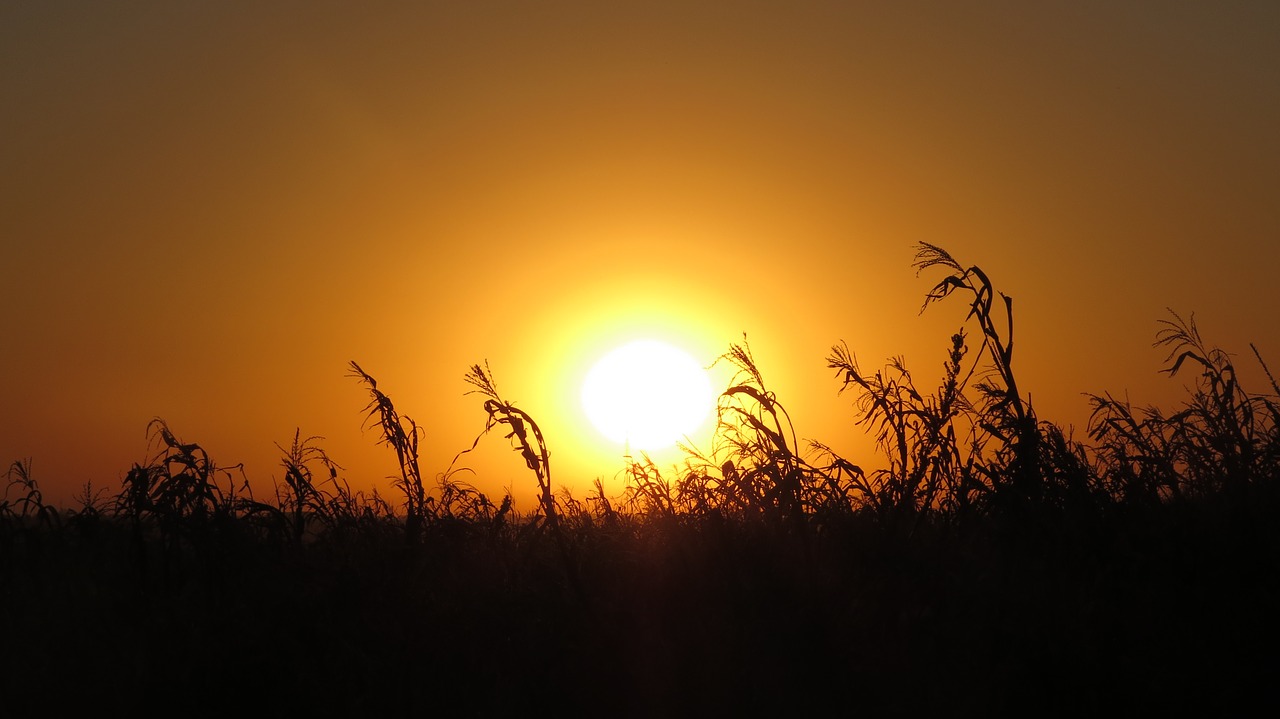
[581,340,714,451]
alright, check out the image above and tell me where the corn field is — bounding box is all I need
[2,244,1276,716]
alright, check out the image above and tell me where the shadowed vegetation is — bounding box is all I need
[2,244,1277,716]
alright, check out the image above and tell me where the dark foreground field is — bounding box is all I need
[2,496,1277,717]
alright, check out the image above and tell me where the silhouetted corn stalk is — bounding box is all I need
[110,419,249,579]
[1087,392,1182,504]
[827,330,985,517]
[349,361,428,542]
[828,243,1102,518]
[620,455,678,517]
[673,336,856,525]
[463,362,556,530]
[462,361,590,607]
[1252,342,1280,480]
[913,243,1043,501]
[430,473,499,522]
[250,429,353,542]
[114,419,247,524]
[3,458,59,528]
[587,477,619,526]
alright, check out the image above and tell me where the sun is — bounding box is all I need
[581,339,715,452]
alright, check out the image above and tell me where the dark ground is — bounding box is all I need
[3,499,1277,718]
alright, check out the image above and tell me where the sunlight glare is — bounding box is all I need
[581,339,715,452]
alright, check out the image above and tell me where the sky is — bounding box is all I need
[3,0,1279,510]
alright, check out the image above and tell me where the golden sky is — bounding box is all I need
[3,1,1279,509]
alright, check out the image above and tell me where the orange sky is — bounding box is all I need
[3,1,1279,510]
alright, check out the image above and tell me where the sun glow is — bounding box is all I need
[581,339,715,452]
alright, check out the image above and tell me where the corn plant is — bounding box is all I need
[826,330,983,517]
[462,361,592,607]
[107,418,251,581]
[3,458,60,528]
[463,361,556,529]
[349,361,428,541]
[1089,310,1280,505]
[913,243,1043,499]
[114,419,247,526]
[619,455,679,517]
[665,337,862,525]
[242,429,353,542]
[827,243,1101,518]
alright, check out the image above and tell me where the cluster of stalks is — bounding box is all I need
[618,242,1276,530]
[816,243,1100,520]
[1088,311,1280,505]
[4,244,1277,550]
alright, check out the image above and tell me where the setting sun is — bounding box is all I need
[580,339,715,452]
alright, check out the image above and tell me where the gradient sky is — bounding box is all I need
[4,1,1279,509]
